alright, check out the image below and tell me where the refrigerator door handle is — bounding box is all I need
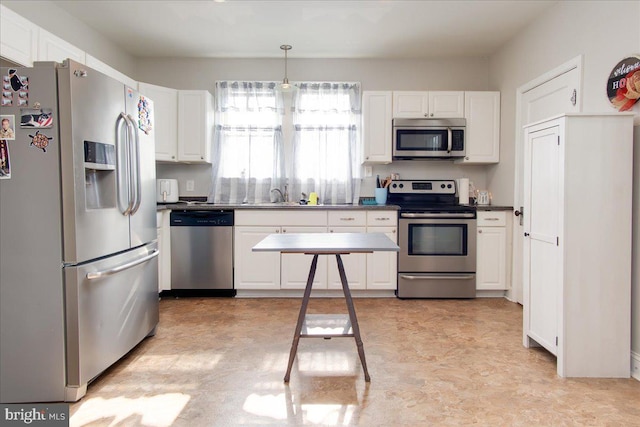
[126,114,142,215]
[124,113,137,214]
[86,249,159,280]
[115,113,132,215]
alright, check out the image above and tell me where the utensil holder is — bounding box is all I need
[375,188,388,205]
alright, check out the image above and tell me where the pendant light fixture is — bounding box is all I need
[279,44,294,92]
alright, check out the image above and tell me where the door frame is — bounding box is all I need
[510,55,583,304]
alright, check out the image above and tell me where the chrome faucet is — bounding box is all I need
[271,185,289,202]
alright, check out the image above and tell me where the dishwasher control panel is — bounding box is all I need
[170,210,234,226]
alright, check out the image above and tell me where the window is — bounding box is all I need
[209,81,361,205]
[291,82,361,204]
[209,81,285,204]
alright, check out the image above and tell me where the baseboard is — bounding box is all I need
[476,290,508,298]
[632,351,640,381]
[235,289,396,298]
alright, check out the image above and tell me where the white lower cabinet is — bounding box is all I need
[234,226,281,290]
[366,210,398,290]
[366,227,397,290]
[156,210,172,292]
[281,227,328,289]
[233,209,397,292]
[327,226,367,290]
[476,211,510,291]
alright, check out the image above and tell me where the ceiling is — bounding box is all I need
[54,0,557,59]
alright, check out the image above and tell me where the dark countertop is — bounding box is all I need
[158,203,401,211]
[475,205,513,211]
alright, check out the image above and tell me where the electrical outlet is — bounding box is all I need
[186,180,195,192]
[364,166,373,177]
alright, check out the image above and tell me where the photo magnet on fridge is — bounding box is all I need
[21,108,54,128]
[29,130,53,153]
[0,139,10,179]
[0,115,16,140]
[138,95,152,135]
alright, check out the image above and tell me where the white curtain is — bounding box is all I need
[291,82,361,205]
[209,81,285,204]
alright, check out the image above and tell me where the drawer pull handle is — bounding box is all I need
[485,218,500,221]
[340,217,355,221]
[374,217,390,221]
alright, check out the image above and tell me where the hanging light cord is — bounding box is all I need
[280,44,292,88]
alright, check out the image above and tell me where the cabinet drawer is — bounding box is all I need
[235,210,327,226]
[366,211,397,225]
[328,211,367,226]
[477,211,506,226]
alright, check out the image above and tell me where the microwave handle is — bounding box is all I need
[447,127,452,153]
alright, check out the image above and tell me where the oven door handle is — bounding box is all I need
[400,212,476,219]
[400,274,475,281]
[447,127,452,153]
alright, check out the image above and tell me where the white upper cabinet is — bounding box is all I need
[139,83,178,162]
[428,91,465,118]
[458,91,500,164]
[177,90,213,163]
[85,54,137,89]
[38,28,85,64]
[393,91,429,118]
[392,91,464,118]
[0,5,38,66]
[361,91,392,164]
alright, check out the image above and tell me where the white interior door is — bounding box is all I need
[512,57,581,304]
[523,125,561,354]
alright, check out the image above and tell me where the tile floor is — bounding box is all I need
[70,297,640,426]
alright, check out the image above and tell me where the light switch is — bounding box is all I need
[186,180,195,192]
[364,166,373,177]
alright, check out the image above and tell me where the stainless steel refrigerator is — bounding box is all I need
[0,60,159,403]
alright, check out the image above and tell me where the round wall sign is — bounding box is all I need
[607,55,640,111]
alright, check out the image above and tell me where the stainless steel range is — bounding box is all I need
[389,180,476,298]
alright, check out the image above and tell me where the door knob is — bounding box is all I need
[524,232,530,237]
[514,210,521,216]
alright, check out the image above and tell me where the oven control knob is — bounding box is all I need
[440,184,445,189]
[447,184,452,188]
[392,183,397,188]
[399,183,404,188]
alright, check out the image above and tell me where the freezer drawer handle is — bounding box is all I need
[400,274,475,281]
[86,250,159,280]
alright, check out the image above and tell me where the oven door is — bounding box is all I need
[398,213,476,272]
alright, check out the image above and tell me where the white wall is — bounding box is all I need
[488,0,640,366]
[138,57,492,198]
[2,0,135,76]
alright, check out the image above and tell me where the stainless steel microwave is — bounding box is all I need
[392,118,466,159]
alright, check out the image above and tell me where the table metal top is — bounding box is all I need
[252,232,399,254]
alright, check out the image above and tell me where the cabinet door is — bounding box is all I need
[178,90,213,163]
[459,91,500,164]
[362,91,392,164]
[366,227,397,290]
[139,83,178,162]
[476,226,507,290]
[429,92,464,118]
[38,28,85,64]
[523,125,561,355]
[392,91,429,118]
[327,226,367,290]
[234,227,281,290]
[0,5,38,66]
[85,54,137,88]
[280,227,328,289]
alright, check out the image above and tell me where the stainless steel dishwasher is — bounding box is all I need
[170,210,235,296]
